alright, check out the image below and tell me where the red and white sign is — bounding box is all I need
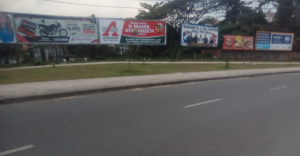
[223,35,254,50]
[99,19,166,45]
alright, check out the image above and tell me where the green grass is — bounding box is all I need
[0,63,300,85]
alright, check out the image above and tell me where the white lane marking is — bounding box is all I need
[270,86,287,91]
[184,99,222,108]
[0,145,34,156]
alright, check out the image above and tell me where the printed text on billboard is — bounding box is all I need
[99,19,166,45]
[181,24,219,47]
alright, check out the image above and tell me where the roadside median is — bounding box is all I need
[0,67,299,105]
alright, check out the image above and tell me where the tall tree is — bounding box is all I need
[222,0,253,23]
[136,0,226,31]
[273,0,294,31]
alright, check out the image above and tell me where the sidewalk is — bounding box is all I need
[1,67,300,104]
[1,61,300,71]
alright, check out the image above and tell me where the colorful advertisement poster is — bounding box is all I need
[0,12,16,43]
[255,31,294,51]
[181,24,219,47]
[223,35,254,50]
[14,15,98,44]
[99,19,166,45]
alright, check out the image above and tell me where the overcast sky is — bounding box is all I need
[0,0,275,20]
[0,0,161,18]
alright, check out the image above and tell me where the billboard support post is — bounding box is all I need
[244,50,246,64]
[56,44,58,62]
[51,41,55,67]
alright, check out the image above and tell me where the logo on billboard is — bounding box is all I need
[102,21,118,36]
[155,23,164,34]
[285,37,291,42]
[70,37,93,42]
[274,36,282,40]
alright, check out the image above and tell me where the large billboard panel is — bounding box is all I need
[181,24,219,47]
[223,35,254,50]
[0,12,16,43]
[14,15,98,44]
[255,31,294,51]
[99,19,166,45]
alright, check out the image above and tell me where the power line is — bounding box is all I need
[43,0,144,9]
[43,0,288,11]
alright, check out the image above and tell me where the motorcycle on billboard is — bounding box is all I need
[38,21,68,37]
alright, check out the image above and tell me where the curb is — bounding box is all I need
[0,71,299,105]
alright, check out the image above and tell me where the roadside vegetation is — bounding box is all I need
[1,63,300,85]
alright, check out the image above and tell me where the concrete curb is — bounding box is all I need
[0,71,299,105]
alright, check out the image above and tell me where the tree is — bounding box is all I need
[256,0,300,51]
[273,0,294,31]
[218,8,267,47]
[198,16,219,25]
[136,0,227,31]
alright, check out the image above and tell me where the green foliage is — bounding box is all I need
[2,64,300,85]
[48,54,54,62]
[162,40,180,59]
[218,9,267,47]
[22,51,34,64]
[272,0,294,31]
[136,0,226,31]
[33,59,47,66]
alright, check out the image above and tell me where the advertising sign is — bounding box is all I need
[14,15,98,44]
[181,24,219,47]
[0,12,16,43]
[255,31,294,51]
[223,35,254,50]
[99,19,166,45]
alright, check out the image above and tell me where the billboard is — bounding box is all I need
[99,19,166,45]
[255,31,294,51]
[223,35,254,50]
[0,12,16,43]
[181,24,219,47]
[14,14,98,44]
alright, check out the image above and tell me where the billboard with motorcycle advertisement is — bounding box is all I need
[0,12,16,43]
[181,24,219,47]
[14,14,98,44]
[98,19,166,45]
[223,35,254,50]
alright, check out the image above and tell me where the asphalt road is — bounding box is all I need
[1,73,300,156]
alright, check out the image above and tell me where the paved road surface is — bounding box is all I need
[1,73,300,156]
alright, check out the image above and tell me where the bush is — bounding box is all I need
[33,59,47,66]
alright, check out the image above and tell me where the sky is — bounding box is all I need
[0,0,161,18]
[0,0,275,20]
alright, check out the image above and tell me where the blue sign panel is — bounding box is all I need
[255,32,294,51]
[256,32,271,50]
[271,34,292,44]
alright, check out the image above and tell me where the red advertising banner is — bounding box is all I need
[223,35,254,50]
[121,20,165,37]
[99,19,166,44]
